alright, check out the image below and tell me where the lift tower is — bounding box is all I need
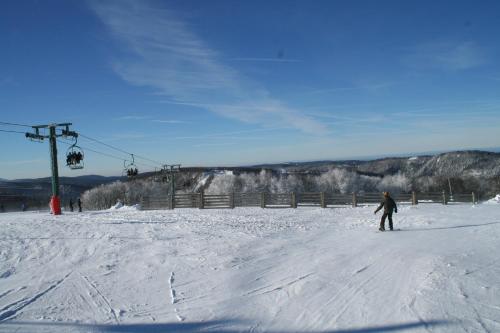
[161,164,181,209]
[25,123,78,215]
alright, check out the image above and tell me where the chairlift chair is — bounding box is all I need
[66,139,84,170]
[123,154,139,178]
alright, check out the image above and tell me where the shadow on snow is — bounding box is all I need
[400,221,500,232]
[0,319,452,333]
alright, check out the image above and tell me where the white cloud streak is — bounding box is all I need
[152,119,189,124]
[172,127,289,140]
[304,82,395,95]
[90,0,327,134]
[230,57,302,63]
[405,41,487,71]
[193,142,238,148]
[115,115,151,120]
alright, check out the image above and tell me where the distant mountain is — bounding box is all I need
[2,150,499,209]
[195,150,500,197]
[252,150,500,178]
[0,175,123,208]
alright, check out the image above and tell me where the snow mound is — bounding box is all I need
[109,201,142,210]
[485,194,500,204]
[110,201,124,209]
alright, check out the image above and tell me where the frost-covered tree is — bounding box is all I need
[376,172,410,193]
[81,180,169,210]
[205,173,237,194]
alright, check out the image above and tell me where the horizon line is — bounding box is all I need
[3,147,499,181]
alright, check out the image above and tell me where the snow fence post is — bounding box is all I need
[412,191,418,205]
[291,192,297,208]
[260,192,266,208]
[199,191,204,209]
[230,192,235,209]
[442,190,447,205]
[167,195,172,210]
[472,192,476,205]
[320,192,326,208]
[352,192,358,207]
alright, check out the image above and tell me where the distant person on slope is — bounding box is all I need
[77,198,82,212]
[374,192,397,231]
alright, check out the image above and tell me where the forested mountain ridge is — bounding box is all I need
[2,151,499,211]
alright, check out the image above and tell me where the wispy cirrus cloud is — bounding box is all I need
[230,57,302,63]
[115,115,151,120]
[90,0,326,134]
[304,82,396,95]
[106,133,151,141]
[404,41,487,71]
[152,119,190,124]
[115,115,189,124]
[172,127,289,140]
[193,142,238,148]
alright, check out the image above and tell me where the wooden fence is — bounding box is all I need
[141,191,478,210]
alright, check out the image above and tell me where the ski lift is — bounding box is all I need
[66,138,84,170]
[123,154,139,178]
[159,164,181,183]
[153,167,165,182]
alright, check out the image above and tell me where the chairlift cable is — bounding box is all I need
[0,121,32,128]
[0,121,161,168]
[78,133,164,166]
[57,139,157,171]
[0,124,161,172]
[128,153,164,167]
[78,133,131,156]
[129,161,157,170]
[0,129,27,134]
[57,139,124,162]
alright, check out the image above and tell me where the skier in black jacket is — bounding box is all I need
[374,191,397,231]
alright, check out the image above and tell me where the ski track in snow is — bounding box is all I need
[243,272,315,297]
[0,289,13,300]
[0,271,71,322]
[169,271,184,322]
[0,204,499,332]
[168,272,176,304]
[81,274,120,324]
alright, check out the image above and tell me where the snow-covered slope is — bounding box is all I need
[0,203,499,332]
[414,151,500,178]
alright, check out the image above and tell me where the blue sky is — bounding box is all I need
[1,0,500,179]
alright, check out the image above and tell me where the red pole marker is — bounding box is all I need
[50,196,62,215]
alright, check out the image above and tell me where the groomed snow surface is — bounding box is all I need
[1,202,500,332]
